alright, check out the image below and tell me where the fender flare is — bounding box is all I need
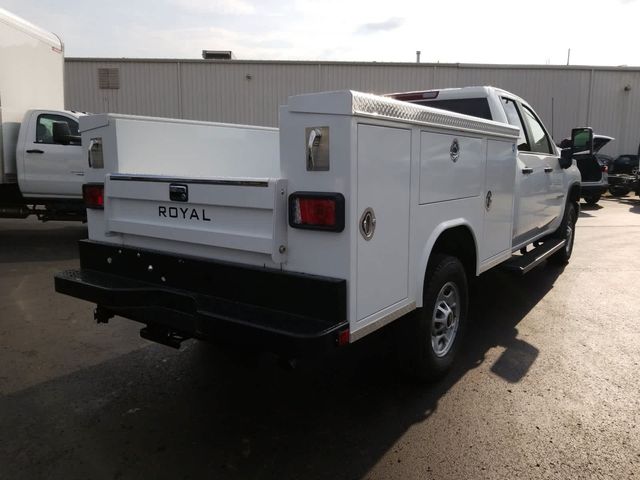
[559,182,581,223]
[415,218,479,308]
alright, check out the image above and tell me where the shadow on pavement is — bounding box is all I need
[579,202,602,211]
[0,221,86,263]
[0,265,561,480]
[617,197,640,214]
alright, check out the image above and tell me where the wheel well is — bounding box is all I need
[429,226,477,278]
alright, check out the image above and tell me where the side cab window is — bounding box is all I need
[500,97,530,152]
[520,105,553,155]
[35,114,80,146]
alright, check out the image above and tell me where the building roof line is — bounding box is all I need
[65,57,640,72]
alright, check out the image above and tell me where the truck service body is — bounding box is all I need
[56,88,583,379]
[0,7,86,221]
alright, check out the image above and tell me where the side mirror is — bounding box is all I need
[558,127,594,169]
[52,122,81,146]
[559,148,572,169]
[571,127,594,156]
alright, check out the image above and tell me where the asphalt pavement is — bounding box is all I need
[0,196,639,480]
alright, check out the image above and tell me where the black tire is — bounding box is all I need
[584,194,600,205]
[548,202,577,265]
[609,186,630,197]
[398,254,468,382]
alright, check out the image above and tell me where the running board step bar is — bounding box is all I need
[503,238,566,275]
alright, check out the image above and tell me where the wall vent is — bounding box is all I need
[97,68,120,89]
[202,50,234,60]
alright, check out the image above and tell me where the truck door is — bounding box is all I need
[356,124,411,323]
[20,112,83,198]
[519,104,564,226]
[500,98,555,245]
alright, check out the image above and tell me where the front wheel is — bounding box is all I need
[548,202,577,265]
[398,254,468,382]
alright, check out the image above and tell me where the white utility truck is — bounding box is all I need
[0,7,86,221]
[55,88,590,380]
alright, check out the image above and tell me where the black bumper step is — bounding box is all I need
[54,241,348,355]
[502,238,566,275]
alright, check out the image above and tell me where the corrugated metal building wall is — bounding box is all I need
[65,59,640,156]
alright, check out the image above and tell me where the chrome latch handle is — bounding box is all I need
[359,207,376,240]
[307,128,322,170]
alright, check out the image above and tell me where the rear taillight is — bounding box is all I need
[289,192,345,232]
[83,183,104,209]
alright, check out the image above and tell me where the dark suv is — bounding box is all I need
[561,135,613,205]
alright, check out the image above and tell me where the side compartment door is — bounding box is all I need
[356,124,411,322]
[20,112,83,197]
[482,139,516,260]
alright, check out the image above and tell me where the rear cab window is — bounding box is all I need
[414,98,492,120]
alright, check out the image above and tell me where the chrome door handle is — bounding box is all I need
[71,170,85,176]
[522,167,534,174]
[544,167,553,173]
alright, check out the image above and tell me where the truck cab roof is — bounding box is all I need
[387,86,530,125]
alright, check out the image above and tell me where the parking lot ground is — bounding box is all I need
[1,196,639,480]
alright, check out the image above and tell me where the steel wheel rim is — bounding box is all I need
[431,281,460,357]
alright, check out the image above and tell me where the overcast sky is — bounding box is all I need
[4,0,640,66]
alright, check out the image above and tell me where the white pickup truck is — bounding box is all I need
[0,7,86,221]
[55,88,590,380]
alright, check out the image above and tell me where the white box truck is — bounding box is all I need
[55,88,590,380]
[0,7,86,221]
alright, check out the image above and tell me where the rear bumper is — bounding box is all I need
[580,184,608,196]
[55,241,348,355]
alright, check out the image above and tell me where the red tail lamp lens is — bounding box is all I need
[289,192,345,232]
[337,328,350,346]
[83,183,104,209]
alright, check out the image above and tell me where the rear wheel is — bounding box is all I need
[549,202,577,265]
[609,186,630,197]
[584,194,600,205]
[398,254,468,382]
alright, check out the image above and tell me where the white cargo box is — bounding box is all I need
[78,91,519,341]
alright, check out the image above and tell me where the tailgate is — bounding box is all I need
[104,174,288,263]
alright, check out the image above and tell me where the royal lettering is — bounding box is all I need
[158,205,211,222]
